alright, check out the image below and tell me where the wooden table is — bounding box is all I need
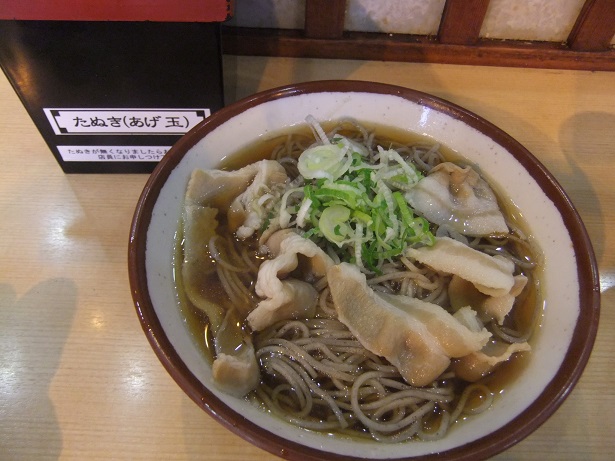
[1,56,614,460]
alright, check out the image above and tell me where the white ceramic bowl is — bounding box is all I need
[129,81,600,460]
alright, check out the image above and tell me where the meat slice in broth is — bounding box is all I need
[406,162,508,236]
[405,236,515,297]
[248,231,335,331]
[327,263,490,387]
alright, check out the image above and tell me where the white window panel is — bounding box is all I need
[480,0,586,42]
[345,0,446,35]
[226,0,306,29]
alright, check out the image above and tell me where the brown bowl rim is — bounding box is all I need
[128,80,600,461]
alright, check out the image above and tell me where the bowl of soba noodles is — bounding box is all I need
[128,80,599,460]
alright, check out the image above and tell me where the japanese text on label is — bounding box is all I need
[44,108,210,135]
[57,145,170,162]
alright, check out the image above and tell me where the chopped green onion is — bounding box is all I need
[319,205,351,245]
[295,198,313,228]
[263,117,435,272]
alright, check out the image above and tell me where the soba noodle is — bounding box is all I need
[177,118,540,443]
[251,299,494,441]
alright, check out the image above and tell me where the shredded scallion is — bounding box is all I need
[265,117,435,273]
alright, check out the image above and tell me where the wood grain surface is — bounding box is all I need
[1,56,614,460]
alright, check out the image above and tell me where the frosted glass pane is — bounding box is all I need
[345,0,446,35]
[480,0,585,42]
[226,0,305,29]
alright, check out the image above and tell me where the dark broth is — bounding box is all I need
[175,120,543,437]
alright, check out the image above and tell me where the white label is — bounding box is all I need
[44,108,210,135]
[57,145,170,162]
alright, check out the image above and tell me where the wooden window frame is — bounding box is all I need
[222,0,615,71]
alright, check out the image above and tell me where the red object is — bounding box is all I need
[0,0,233,22]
